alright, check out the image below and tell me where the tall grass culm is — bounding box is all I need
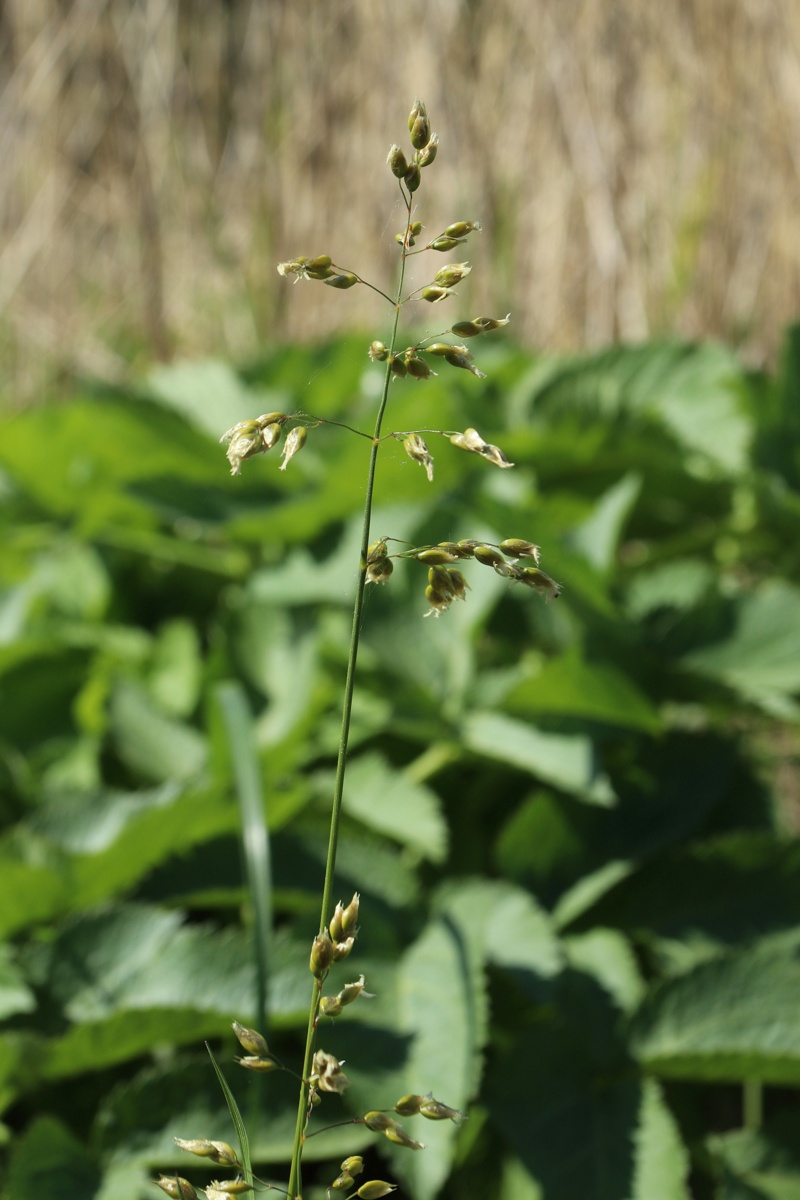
[154,100,557,1200]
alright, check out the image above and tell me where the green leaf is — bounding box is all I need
[425,878,561,987]
[207,1042,253,1186]
[462,711,616,805]
[626,558,716,619]
[711,1113,800,1200]
[230,605,320,748]
[36,904,255,1023]
[335,752,448,863]
[502,648,661,733]
[388,910,487,1200]
[148,619,202,718]
[109,678,207,782]
[93,1051,364,1167]
[40,1008,238,1080]
[0,943,36,1019]
[146,357,284,440]
[632,942,800,1083]
[5,1115,100,1198]
[215,680,272,1033]
[520,339,749,472]
[0,396,223,524]
[568,472,641,571]
[565,834,800,948]
[684,581,800,706]
[564,928,645,1014]
[485,971,689,1200]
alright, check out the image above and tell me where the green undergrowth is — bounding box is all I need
[1,327,800,1199]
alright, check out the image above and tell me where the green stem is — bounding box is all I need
[743,1079,763,1131]
[286,190,413,1200]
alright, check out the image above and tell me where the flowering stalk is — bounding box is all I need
[286,225,411,1200]
[199,99,550,1200]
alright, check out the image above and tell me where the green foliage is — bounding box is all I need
[2,326,800,1198]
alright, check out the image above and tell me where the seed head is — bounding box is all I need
[174,1139,241,1167]
[310,930,335,978]
[367,558,394,584]
[429,236,464,252]
[342,891,360,934]
[357,1184,398,1199]
[408,99,431,148]
[419,1096,465,1122]
[280,425,308,471]
[155,1178,198,1200]
[206,1182,254,1198]
[312,1050,350,1094]
[499,538,540,563]
[418,134,439,167]
[516,566,562,602]
[452,313,511,337]
[383,1124,426,1150]
[445,220,482,238]
[329,900,345,942]
[473,544,506,567]
[324,273,358,289]
[405,353,435,380]
[219,414,287,475]
[433,262,472,288]
[236,1055,280,1072]
[446,568,469,599]
[231,1021,269,1057]
[320,994,344,1017]
[427,566,456,597]
[404,163,421,192]
[450,427,514,467]
[424,583,452,618]
[417,547,460,564]
[387,144,409,177]
[420,285,454,303]
[277,256,309,280]
[332,934,355,961]
[404,433,435,481]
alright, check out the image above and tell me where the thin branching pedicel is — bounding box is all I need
[163,100,556,1200]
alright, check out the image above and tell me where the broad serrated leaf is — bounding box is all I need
[5,1115,100,1198]
[0,396,223,522]
[109,678,207,783]
[387,909,488,1200]
[565,834,800,948]
[335,752,448,863]
[519,339,749,472]
[40,1008,238,1080]
[35,904,255,1022]
[632,942,800,1083]
[486,973,689,1200]
[146,357,285,440]
[710,1113,800,1200]
[502,648,660,733]
[0,943,36,1019]
[564,928,645,1014]
[462,711,616,805]
[568,472,641,571]
[684,580,800,705]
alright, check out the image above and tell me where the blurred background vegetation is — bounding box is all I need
[3,0,800,406]
[4,4,800,1200]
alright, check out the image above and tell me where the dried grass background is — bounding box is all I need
[2,0,800,407]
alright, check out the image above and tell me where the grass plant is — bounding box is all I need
[158,97,557,1200]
